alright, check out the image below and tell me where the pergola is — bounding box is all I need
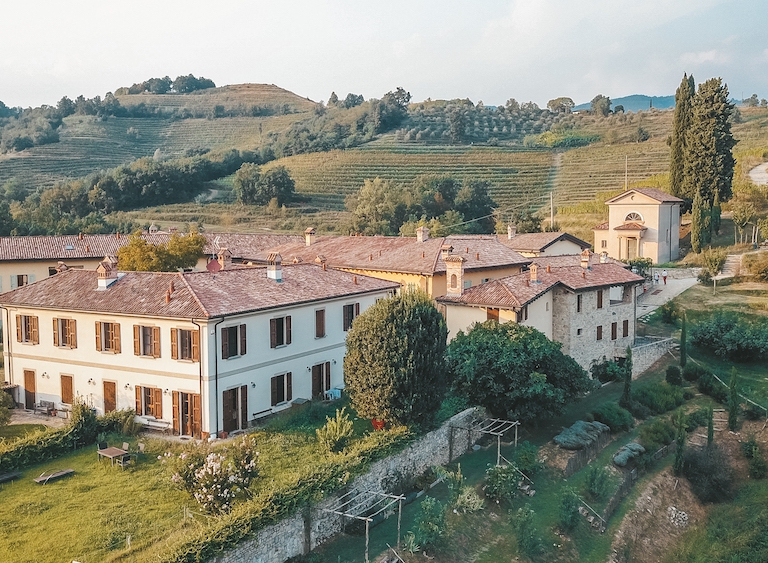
[466,417,520,466]
[321,488,405,563]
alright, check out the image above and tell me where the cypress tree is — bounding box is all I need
[679,313,687,368]
[670,74,695,208]
[702,197,712,246]
[691,190,703,254]
[619,346,633,408]
[728,367,739,431]
[707,406,714,448]
[711,190,721,235]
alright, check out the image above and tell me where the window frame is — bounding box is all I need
[270,316,292,348]
[342,303,360,332]
[16,314,39,344]
[270,372,293,406]
[172,327,200,362]
[53,318,77,349]
[622,319,629,338]
[95,321,121,353]
[576,294,583,313]
[611,321,618,340]
[136,385,163,418]
[315,309,326,339]
[596,325,603,341]
[596,290,603,309]
[221,324,246,359]
[134,325,161,358]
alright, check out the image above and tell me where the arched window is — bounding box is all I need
[450,274,457,289]
[624,212,643,223]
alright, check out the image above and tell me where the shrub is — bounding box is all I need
[559,487,581,532]
[659,301,679,324]
[666,366,683,386]
[0,390,14,426]
[627,400,653,420]
[454,486,485,513]
[744,403,767,421]
[690,312,768,361]
[632,382,686,415]
[315,407,354,453]
[553,421,610,450]
[749,456,767,479]
[698,372,728,403]
[514,441,542,476]
[592,403,634,432]
[682,445,734,503]
[412,496,446,548]
[435,394,469,422]
[590,356,624,383]
[484,464,518,505]
[741,435,759,459]
[613,442,645,467]
[434,464,465,505]
[402,531,420,554]
[638,418,675,451]
[683,364,706,382]
[585,465,610,501]
[511,504,543,558]
[684,408,710,432]
[743,252,768,281]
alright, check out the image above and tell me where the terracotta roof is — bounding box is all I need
[544,263,644,291]
[593,222,609,230]
[530,253,625,269]
[245,234,530,275]
[613,222,647,231]
[500,232,590,253]
[0,265,398,319]
[605,188,683,204]
[0,233,302,263]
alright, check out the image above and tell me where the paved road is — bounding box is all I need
[636,276,699,318]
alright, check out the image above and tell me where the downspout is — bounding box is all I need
[2,308,13,401]
[191,318,204,438]
[212,317,225,436]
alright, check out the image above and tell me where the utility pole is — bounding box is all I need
[625,155,628,191]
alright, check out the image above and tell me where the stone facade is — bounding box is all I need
[213,407,483,563]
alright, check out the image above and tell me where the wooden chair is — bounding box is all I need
[122,442,130,451]
[137,443,145,455]
[115,454,132,470]
[97,441,107,450]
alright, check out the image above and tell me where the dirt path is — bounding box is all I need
[748,162,768,186]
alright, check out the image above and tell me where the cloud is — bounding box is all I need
[680,50,729,65]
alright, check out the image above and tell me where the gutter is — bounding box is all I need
[2,307,13,401]
[211,317,225,436]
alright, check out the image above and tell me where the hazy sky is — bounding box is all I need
[1,0,766,108]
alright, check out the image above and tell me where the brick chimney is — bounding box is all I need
[416,226,430,243]
[96,260,118,289]
[267,252,283,282]
[440,244,453,259]
[507,224,517,239]
[217,248,232,270]
[580,249,591,269]
[600,251,608,264]
[444,255,465,296]
[530,264,539,284]
[305,227,316,247]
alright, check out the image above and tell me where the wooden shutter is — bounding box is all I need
[192,330,200,362]
[31,316,39,344]
[312,364,321,397]
[61,375,73,404]
[597,290,603,309]
[285,316,292,345]
[239,324,247,356]
[597,326,603,341]
[68,319,77,348]
[133,325,141,355]
[315,309,325,338]
[270,319,277,348]
[15,315,21,342]
[172,391,180,435]
[95,322,102,351]
[171,329,178,360]
[221,327,229,359]
[286,372,292,402]
[135,385,142,414]
[153,387,163,419]
[270,376,279,406]
[325,362,331,391]
[354,303,360,316]
[53,318,59,347]
[611,322,617,340]
[192,394,202,438]
[240,385,248,430]
[152,327,161,358]
[112,323,121,353]
[623,320,629,338]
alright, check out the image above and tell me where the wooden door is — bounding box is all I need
[240,385,248,430]
[172,391,180,435]
[103,381,116,413]
[24,370,35,409]
[191,393,201,438]
[222,388,238,433]
[312,364,322,397]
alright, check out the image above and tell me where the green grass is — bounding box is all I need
[0,423,47,442]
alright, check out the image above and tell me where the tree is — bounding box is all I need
[327,92,339,107]
[680,313,687,368]
[673,408,687,475]
[447,107,467,144]
[447,321,592,423]
[117,231,206,271]
[256,166,295,206]
[669,74,695,204]
[547,97,575,114]
[691,189,704,254]
[728,367,739,431]
[0,390,13,427]
[342,93,364,109]
[345,177,408,235]
[732,200,756,244]
[344,291,448,428]
[454,179,497,233]
[619,347,633,408]
[233,163,261,204]
[744,94,759,107]
[707,406,714,448]
[590,95,611,116]
[711,190,722,235]
[511,209,542,233]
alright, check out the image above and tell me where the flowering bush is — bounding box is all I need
[163,434,259,514]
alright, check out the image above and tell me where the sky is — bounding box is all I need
[1,0,766,108]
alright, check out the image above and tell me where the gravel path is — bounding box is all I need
[748,162,768,186]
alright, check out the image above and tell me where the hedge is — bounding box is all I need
[553,420,610,450]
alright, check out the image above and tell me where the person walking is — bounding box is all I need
[662,269,668,285]
[654,271,660,285]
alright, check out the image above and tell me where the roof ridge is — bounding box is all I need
[428,237,444,273]
[178,272,211,318]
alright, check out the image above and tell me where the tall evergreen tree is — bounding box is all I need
[711,190,722,235]
[728,367,739,431]
[691,189,704,254]
[669,74,695,207]
[679,313,687,368]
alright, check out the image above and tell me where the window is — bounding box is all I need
[596,290,603,309]
[487,308,499,321]
[133,325,161,358]
[577,294,583,313]
[517,305,528,322]
[463,280,472,289]
[596,325,603,341]
[95,321,121,353]
[53,318,77,348]
[312,362,332,397]
[270,316,292,348]
[221,325,245,359]
[450,274,458,289]
[15,315,39,344]
[611,322,617,340]
[623,319,629,338]
[270,372,292,406]
[601,240,607,249]
[545,302,549,311]
[577,328,583,336]
[624,212,643,222]
[135,385,163,418]
[342,304,360,332]
[172,328,199,361]
[315,309,326,338]
[10,274,32,289]
[61,374,73,405]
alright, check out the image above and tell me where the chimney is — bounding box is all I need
[416,226,430,243]
[267,252,282,282]
[85,244,90,252]
[56,261,69,273]
[580,249,591,269]
[546,264,551,273]
[165,290,171,303]
[507,225,517,239]
[600,251,608,264]
[217,248,232,270]
[116,232,121,239]
[304,227,316,247]
[444,255,466,297]
[169,280,175,293]
[78,232,84,241]
[353,275,358,285]
[96,260,119,289]
[530,264,539,284]
[440,244,453,259]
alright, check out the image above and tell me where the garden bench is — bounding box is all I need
[34,400,55,415]
[0,471,21,484]
[141,417,171,434]
[33,469,74,484]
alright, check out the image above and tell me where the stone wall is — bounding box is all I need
[650,267,700,280]
[213,407,483,563]
[627,337,674,378]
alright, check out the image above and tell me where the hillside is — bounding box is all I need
[574,94,676,112]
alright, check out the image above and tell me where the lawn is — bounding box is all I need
[0,423,47,442]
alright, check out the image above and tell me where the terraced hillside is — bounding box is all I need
[262,144,555,211]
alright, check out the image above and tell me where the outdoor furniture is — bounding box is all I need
[122,442,130,451]
[33,469,74,484]
[0,471,21,485]
[97,446,128,466]
[97,441,108,450]
[115,454,132,470]
[34,400,55,415]
[141,416,171,434]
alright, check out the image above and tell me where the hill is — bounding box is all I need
[574,94,676,112]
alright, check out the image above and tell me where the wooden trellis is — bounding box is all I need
[465,417,520,466]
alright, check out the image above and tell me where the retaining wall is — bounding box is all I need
[629,337,674,378]
[213,407,483,563]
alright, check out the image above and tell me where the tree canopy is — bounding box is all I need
[446,321,593,423]
[233,163,295,206]
[590,95,612,116]
[343,291,448,428]
[547,97,575,114]
[117,231,206,272]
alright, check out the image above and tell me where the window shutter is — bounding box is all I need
[315,310,325,338]
[271,376,279,406]
[286,372,292,401]
[53,318,59,347]
[611,322,617,340]
[221,327,229,359]
[95,322,102,351]
[270,319,277,348]
[623,319,629,338]
[325,361,331,391]
[597,290,603,309]
[68,320,77,348]
[192,394,202,438]
[31,316,39,344]
[61,375,73,405]
[172,391,180,435]
[135,385,142,414]
[10,276,17,289]
[240,385,248,429]
[171,328,178,360]
[239,324,247,356]
[28,274,35,283]
[152,327,161,358]
[15,315,21,342]
[354,302,360,317]
[153,387,163,419]
[286,316,292,345]
[192,330,200,362]
[113,323,121,353]
[133,325,140,355]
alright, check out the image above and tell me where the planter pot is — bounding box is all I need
[218,431,228,439]
[371,419,386,431]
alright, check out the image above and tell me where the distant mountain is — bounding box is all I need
[573,94,675,113]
